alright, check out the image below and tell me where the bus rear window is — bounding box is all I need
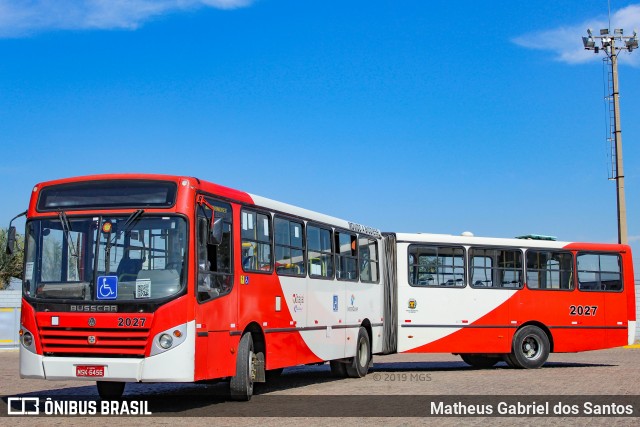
[37,180,178,211]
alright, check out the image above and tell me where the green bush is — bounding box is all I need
[0,228,24,290]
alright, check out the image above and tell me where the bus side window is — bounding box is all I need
[526,250,573,290]
[577,252,623,292]
[197,198,233,302]
[274,217,306,277]
[241,209,272,273]
[470,247,522,289]
[408,245,464,287]
[335,231,357,281]
[307,224,334,279]
[359,237,379,283]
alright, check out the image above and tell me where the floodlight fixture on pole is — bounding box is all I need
[582,27,638,245]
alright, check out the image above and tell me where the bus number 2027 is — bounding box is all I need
[569,305,598,316]
[117,317,146,327]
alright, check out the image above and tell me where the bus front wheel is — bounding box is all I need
[510,325,550,369]
[96,381,125,400]
[230,333,255,401]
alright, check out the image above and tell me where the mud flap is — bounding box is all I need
[254,352,266,383]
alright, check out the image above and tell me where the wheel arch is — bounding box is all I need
[241,322,265,354]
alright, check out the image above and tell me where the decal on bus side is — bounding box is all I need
[569,305,598,316]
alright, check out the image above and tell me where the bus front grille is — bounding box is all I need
[39,327,149,357]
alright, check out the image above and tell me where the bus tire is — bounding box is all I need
[346,327,371,378]
[97,381,125,400]
[510,325,550,369]
[330,360,348,377]
[460,354,499,368]
[503,353,518,368]
[230,333,255,401]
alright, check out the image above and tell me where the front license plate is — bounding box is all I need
[76,365,105,377]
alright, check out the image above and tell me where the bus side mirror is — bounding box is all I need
[209,217,223,246]
[6,226,16,255]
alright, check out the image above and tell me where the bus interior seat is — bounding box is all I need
[117,256,144,281]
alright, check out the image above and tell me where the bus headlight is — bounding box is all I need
[150,323,187,356]
[22,331,33,347]
[20,326,36,354]
[159,333,173,349]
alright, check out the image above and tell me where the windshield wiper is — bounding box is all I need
[104,209,145,275]
[58,211,78,258]
[117,209,145,240]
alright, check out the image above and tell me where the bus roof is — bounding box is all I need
[394,232,570,249]
[31,173,382,238]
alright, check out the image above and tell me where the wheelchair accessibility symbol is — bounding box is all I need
[97,276,118,300]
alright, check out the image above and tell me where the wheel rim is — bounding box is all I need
[358,337,368,367]
[521,335,542,360]
[248,350,255,391]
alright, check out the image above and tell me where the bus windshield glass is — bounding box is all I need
[23,215,187,301]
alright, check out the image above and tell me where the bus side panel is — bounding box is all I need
[289,276,344,365]
[194,292,238,381]
[264,276,308,370]
[397,287,515,354]
[564,243,636,347]
[605,290,631,348]
[606,250,635,347]
[344,280,382,357]
[623,251,636,346]
[509,287,606,353]
[549,328,606,353]
[236,273,323,370]
[265,332,299,370]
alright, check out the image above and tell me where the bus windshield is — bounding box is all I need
[23,215,187,302]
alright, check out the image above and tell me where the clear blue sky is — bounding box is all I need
[1,1,639,268]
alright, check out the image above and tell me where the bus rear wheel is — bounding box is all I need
[460,354,499,368]
[510,325,550,369]
[96,381,125,400]
[503,353,518,368]
[230,333,255,401]
[346,327,371,378]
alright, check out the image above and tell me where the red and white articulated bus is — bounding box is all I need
[6,174,636,400]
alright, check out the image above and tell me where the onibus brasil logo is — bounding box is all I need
[7,397,151,416]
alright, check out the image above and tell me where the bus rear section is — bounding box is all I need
[389,233,635,369]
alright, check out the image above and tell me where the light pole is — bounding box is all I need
[582,28,638,245]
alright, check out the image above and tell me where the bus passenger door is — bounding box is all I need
[194,198,237,381]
